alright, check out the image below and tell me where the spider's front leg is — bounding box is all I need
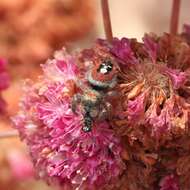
[71,93,82,114]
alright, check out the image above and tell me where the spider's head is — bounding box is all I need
[87,55,118,90]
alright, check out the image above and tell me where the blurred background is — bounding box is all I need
[0,0,190,190]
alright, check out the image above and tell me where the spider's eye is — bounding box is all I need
[97,59,113,74]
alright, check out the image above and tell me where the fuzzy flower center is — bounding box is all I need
[120,62,172,107]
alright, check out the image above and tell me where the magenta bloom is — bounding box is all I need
[0,59,9,113]
[13,49,125,190]
[159,174,180,190]
[126,92,147,125]
[111,37,138,64]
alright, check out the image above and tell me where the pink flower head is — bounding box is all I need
[13,49,125,190]
[41,48,78,82]
[159,174,180,190]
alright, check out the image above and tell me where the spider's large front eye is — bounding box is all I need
[97,59,113,74]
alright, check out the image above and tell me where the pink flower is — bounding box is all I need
[37,89,70,127]
[42,48,78,82]
[13,49,125,190]
[159,174,180,190]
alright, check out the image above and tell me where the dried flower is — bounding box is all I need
[112,33,190,137]
[108,32,190,189]
[13,49,125,190]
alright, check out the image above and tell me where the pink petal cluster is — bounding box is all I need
[13,49,125,190]
[127,92,146,122]
[0,59,9,113]
[163,68,186,89]
[111,37,138,64]
[159,174,180,190]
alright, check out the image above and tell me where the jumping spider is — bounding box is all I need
[72,51,119,132]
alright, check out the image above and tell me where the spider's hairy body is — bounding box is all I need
[72,45,119,132]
